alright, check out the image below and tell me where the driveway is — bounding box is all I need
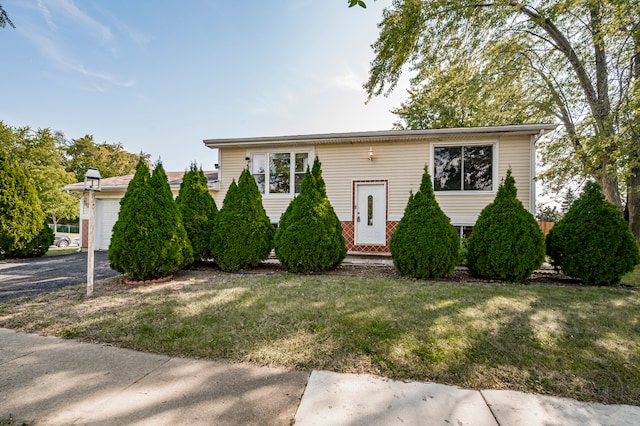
[0,251,118,302]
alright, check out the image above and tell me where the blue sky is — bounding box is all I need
[0,0,408,172]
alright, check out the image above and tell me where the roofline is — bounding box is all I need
[203,124,558,149]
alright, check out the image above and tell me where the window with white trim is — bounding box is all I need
[251,151,309,195]
[433,144,494,191]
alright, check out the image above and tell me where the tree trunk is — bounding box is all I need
[628,168,640,241]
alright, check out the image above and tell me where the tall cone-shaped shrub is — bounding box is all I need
[546,181,640,285]
[210,168,274,271]
[109,160,193,280]
[389,166,459,278]
[0,152,45,258]
[275,157,346,272]
[467,169,545,282]
[176,163,218,262]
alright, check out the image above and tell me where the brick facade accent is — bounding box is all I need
[81,219,88,249]
[342,220,398,254]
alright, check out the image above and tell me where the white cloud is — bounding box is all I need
[47,0,113,43]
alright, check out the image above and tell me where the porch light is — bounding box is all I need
[84,168,102,191]
[368,147,374,161]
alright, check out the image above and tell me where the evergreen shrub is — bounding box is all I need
[467,169,545,282]
[210,168,274,271]
[389,166,459,278]
[5,221,54,258]
[274,157,346,272]
[176,163,218,262]
[546,181,640,286]
[0,152,45,258]
[109,160,193,281]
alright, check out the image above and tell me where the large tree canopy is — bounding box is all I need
[0,121,147,227]
[0,122,77,227]
[363,0,640,238]
[64,135,149,182]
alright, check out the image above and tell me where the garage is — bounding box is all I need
[95,199,121,251]
[65,170,219,251]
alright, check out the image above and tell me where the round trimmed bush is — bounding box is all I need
[389,166,459,279]
[210,168,274,271]
[467,169,545,282]
[546,181,639,286]
[275,157,346,272]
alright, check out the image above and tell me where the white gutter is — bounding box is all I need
[203,124,558,149]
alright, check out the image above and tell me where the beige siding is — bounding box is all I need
[317,141,428,220]
[217,147,299,221]
[216,133,534,225]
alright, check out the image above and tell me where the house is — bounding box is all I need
[64,170,219,250]
[203,124,556,254]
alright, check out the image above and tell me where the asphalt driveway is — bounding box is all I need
[0,251,118,302]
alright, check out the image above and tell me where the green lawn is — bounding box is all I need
[45,247,81,256]
[0,269,638,406]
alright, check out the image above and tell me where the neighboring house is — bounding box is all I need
[64,171,219,250]
[203,124,556,254]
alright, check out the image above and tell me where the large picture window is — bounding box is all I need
[433,145,493,191]
[251,151,309,196]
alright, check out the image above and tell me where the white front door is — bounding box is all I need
[354,182,387,245]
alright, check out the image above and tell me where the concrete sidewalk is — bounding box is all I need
[1,328,638,425]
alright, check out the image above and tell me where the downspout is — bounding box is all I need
[529,129,545,214]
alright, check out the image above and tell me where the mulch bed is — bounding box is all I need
[187,260,597,287]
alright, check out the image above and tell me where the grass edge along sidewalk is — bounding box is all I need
[0,268,638,406]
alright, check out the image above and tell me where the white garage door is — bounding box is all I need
[95,199,121,250]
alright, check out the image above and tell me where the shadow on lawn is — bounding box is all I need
[36,270,640,406]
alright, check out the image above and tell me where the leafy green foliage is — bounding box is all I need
[274,157,346,272]
[536,204,561,222]
[364,0,640,239]
[5,221,54,258]
[467,170,546,282]
[0,152,45,259]
[0,122,78,225]
[210,169,274,272]
[389,166,459,278]
[546,182,640,286]
[64,134,149,183]
[0,4,14,28]
[176,163,218,262]
[109,161,193,281]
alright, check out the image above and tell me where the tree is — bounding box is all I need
[560,188,577,216]
[274,157,346,272]
[467,170,546,282]
[0,152,45,259]
[64,135,149,182]
[5,221,54,259]
[109,160,193,281]
[363,1,640,240]
[176,162,218,262]
[0,4,14,29]
[547,181,640,286]
[0,122,78,228]
[389,165,459,279]
[536,204,561,222]
[211,169,274,272]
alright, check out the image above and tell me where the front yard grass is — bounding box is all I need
[0,269,638,406]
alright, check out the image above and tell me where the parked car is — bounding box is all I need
[53,234,71,247]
